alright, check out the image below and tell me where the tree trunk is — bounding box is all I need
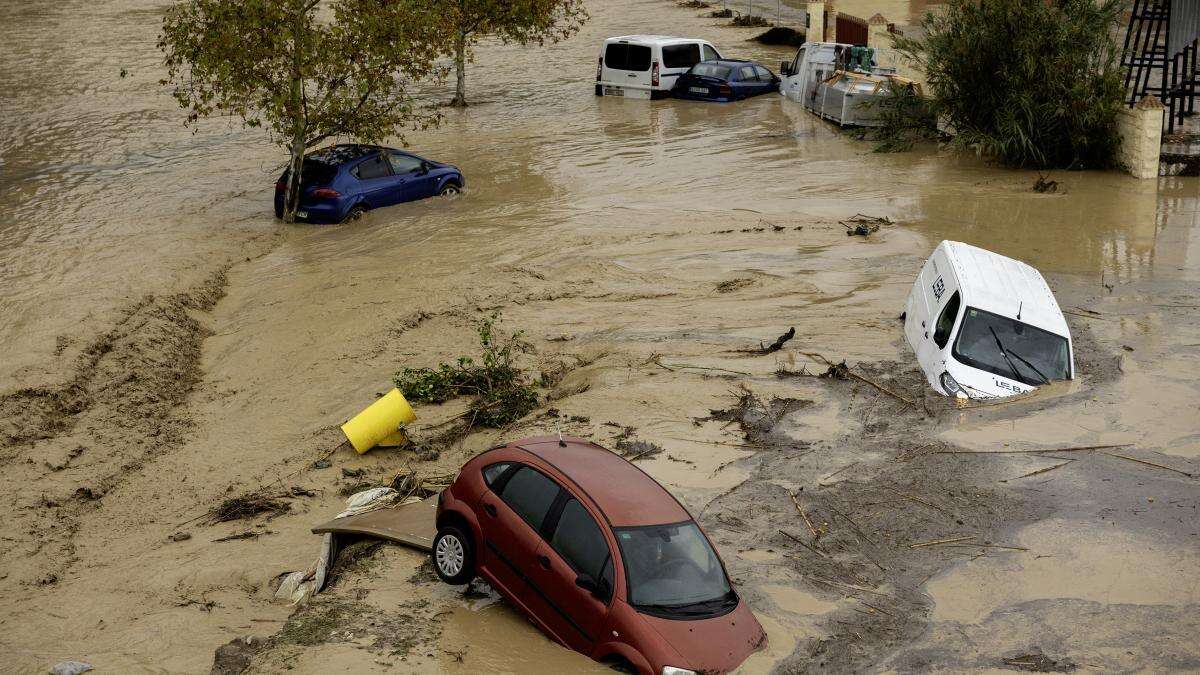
[451,28,467,107]
[284,0,306,223]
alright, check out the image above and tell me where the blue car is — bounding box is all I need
[671,59,780,102]
[273,144,464,223]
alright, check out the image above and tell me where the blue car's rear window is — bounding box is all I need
[690,63,732,79]
[280,160,337,189]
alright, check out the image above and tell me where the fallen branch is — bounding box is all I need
[886,486,949,514]
[800,352,917,408]
[779,529,828,558]
[1101,451,1194,478]
[648,354,752,376]
[1000,460,1073,482]
[909,535,975,549]
[790,490,821,540]
[935,443,1131,455]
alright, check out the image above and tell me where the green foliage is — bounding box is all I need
[894,0,1125,169]
[865,83,941,153]
[425,0,589,106]
[394,314,538,428]
[158,0,446,221]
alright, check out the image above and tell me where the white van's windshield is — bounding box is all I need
[952,307,1071,385]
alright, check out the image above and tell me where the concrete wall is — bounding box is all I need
[1117,96,1165,179]
[865,14,926,88]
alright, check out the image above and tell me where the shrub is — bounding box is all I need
[895,0,1125,169]
[394,313,538,428]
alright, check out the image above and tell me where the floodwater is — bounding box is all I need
[1,0,1198,673]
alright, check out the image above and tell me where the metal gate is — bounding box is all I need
[836,13,868,46]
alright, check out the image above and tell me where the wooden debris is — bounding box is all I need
[909,535,975,549]
[779,529,828,558]
[1001,460,1073,482]
[1101,451,1194,478]
[936,443,1131,455]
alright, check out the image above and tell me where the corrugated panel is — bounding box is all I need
[1168,0,1200,56]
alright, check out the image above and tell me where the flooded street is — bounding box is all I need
[1,0,1198,673]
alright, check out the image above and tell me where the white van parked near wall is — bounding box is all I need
[596,35,724,99]
[904,241,1075,399]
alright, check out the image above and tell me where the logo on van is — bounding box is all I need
[931,277,946,302]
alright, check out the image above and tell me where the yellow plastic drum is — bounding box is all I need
[341,389,417,454]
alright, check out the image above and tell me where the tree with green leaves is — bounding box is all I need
[433,0,588,107]
[159,0,446,222]
[894,0,1125,169]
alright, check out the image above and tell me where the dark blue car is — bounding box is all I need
[671,59,780,102]
[274,144,464,223]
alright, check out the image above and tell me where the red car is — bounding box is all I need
[433,435,766,674]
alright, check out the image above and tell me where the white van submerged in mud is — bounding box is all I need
[596,35,723,99]
[904,241,1074,399]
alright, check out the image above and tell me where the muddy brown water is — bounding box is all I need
[2,0,1198,673]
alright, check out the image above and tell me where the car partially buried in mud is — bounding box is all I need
[433,435,766,674]
[904,240,1075,399]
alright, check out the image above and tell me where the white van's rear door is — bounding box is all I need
[601,42,653,97]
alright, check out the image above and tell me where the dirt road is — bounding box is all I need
[1,0,1198,673]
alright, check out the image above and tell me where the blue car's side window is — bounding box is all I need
[353,154,392,180]
[387,152,424,175]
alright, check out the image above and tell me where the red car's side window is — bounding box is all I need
[497,466,561,533]
[549,499,614,602]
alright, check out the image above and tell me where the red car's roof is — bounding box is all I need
[510,436,691,528]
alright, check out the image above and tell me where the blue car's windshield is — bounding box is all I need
[615,521,733,615]
[952,307,1071,386]
[690,63,732,79]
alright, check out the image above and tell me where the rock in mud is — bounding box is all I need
[211,636,264,675]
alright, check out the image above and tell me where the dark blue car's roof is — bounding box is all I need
[306,144,389,167]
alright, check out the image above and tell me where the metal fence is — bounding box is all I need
[705,0,811,27]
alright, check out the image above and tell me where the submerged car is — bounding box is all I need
[273,144,463,224]
[596,35,724,99]
[433,435,766,674]
[672,60,780,102]
[904,241,1074,399]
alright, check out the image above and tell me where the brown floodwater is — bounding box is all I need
[1,0,1198,672]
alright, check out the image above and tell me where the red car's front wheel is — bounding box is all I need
[432,525,476,585]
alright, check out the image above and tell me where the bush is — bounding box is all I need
[895,0,1125,169]
[865,83,941,153]
[394,313,538,428]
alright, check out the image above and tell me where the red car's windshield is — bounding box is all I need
[616,521,733,615]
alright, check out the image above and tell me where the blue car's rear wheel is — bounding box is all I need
[343,205,367,223]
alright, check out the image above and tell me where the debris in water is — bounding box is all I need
[753,26,805,46]
[49,661,93,675]
[715,277,755,293]
[213,530,274,543]
[704,386,811,446]
[710,8,732,18]
[730,13,771,27]
[677,0,710,7]
[312,458,332,469]
[841,213,890,236]
[211,636,264,675]
[168,531,192,542]
[1032,175,1059,193]
[616,439,666,462]
[1001,650,1076,672]
[755,327,795,354]
[208,492,291,523]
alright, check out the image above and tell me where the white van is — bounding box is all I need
[903,241,1074,399]
[596,35,724,99]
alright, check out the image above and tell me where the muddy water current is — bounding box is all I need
[1,0,1198,673]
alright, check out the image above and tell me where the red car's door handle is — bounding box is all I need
[482,503,497,517]
[537,555,551,569]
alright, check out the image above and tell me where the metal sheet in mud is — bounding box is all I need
[311,495,438,552]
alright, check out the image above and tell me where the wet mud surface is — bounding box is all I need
[2,0,1199,673]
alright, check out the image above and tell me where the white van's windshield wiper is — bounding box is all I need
[988,326,1023,382]
[1007,347,1050,385]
